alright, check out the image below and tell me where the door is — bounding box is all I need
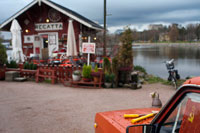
[33,35,42,59]
[39,32,58,58]
[48,33,58,57]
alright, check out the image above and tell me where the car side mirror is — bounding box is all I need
[126,124,155,133]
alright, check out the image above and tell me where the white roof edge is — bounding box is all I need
[0,0,102,31]
[0,1,37,29]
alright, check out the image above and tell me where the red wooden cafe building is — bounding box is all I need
[0,0,103,59]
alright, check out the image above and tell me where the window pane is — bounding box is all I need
[159,93,200,133]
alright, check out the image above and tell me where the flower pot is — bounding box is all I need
[105,82,112,88]
[152,93,162,108]
[82,78,91,82]
[94,77,100,83]
[72,74,81,81]
[0,68,5,80]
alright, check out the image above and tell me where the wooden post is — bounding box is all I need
[103,0,107,56]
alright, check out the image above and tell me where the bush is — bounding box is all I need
[23,62,29,69]
[0,43,7,66]
[82,64,92,78]
[105,73,115,83]
[32,64,37,70]
[118,28,133,68]
[134,65,146,73]
[73,70,81,76]
[103,57,111,74]
[23,62,37,70]
[6,60,18,68]
[94,65,98,72]
[30,63,34,70]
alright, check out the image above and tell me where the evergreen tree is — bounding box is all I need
[118,28,133,68]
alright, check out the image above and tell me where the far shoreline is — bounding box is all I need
[133,42,200,48]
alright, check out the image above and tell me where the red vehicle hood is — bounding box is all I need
[95,108,160,133]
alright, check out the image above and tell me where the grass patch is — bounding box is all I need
[133,65,187,87]
[146,75,186,88]
[44,79,52,84]
[134,65,146,73]
[146,75,167,84]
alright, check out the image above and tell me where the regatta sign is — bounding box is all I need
[35,23,63,31]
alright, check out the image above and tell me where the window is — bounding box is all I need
[159,93,200,133]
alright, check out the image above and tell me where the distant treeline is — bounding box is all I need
[131,23,200,42]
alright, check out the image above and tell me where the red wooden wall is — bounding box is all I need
[16,3,81,56]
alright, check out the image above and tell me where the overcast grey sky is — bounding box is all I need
[1,0,200,35]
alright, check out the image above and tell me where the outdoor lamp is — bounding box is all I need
[94,37,97,40]
[46,19,50,23]
[25,29,29,33]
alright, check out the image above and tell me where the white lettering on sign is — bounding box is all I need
[35,23,63,31]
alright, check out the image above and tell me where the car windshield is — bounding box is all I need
[159,92,200,133]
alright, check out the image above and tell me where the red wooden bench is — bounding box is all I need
[35,68,56,84]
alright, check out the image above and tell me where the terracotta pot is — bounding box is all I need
[0,67,5,80]
[94,77,99,83]
[91,72,101,77]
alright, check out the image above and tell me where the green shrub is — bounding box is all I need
[94,65,98,72]
[82,64,92,78]
[105,73,115,83]
[73,70,81,76]
[23,62,37,70]
[0,44,7,66]
[134,65,146,73]
[112,57,118,73]
[23,62,29,69]
[32,64,37,70]
[103,57,111,74]
[118,28,133,68]
[30,63,34,70]
[6,60,18,68]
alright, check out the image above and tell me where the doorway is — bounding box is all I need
[38,32,59,57]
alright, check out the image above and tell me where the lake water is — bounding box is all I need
[133,44,200,79]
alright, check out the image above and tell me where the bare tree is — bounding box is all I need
[186,24,197,42]
[195,24,200,40]
[169,24,179,42]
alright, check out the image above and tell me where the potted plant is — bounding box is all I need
[82,64,92,82]
[72,70,81,81]
[0,43,7,80]
[117,28,133,85]
[23,62,37,70]
[6,60,18,69]
[91,65,101,83]
[104,73,115,88]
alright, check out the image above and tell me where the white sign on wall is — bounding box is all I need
[24,35,34,43]
[35,23,63,31]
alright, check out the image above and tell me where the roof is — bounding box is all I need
[0,0,103,31]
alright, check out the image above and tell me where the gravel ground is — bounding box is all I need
[0,81,175,133]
